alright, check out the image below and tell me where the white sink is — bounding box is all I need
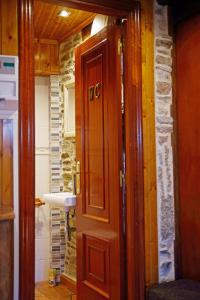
[42,192,76,208]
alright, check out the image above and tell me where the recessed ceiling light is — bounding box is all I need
[58,10,71,18]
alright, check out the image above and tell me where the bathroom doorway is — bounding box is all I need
[19,1,144,300]
[34,1,125,299]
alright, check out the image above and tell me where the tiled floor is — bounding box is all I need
[35,282,77,300]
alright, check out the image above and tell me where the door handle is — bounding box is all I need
[76,161,81,195]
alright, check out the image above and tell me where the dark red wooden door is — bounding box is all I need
[75,25,124,300]
[176,14,200,279]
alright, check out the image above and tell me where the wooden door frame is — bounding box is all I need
[18,1,144,299]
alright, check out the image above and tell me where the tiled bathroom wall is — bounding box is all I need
[49,75,63,193]
[35,76,51,282]
[49,75,66,281]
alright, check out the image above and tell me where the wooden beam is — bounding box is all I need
[43,0,132,16]
[60,14,95,42]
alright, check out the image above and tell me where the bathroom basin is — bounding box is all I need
[42,192,76,207]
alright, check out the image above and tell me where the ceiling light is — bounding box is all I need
[58,10,71,18]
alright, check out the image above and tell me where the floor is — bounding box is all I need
[35,282,77,300]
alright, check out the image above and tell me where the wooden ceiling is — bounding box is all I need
[34,1,96,42]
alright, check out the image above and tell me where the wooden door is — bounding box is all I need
[75,25,124,300]
[176,14,200,279]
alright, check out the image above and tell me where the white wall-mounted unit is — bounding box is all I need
[0,56,18,119]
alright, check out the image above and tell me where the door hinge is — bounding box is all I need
[120,170,125,188]
[118,38,124,55]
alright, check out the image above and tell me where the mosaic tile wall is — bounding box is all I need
[49,75,66,280]
[50,75,63,193]
[50,207,66,281]
[154,1,175,282]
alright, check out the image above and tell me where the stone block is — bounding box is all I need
[156,54,172,67]
[156,81,172,95]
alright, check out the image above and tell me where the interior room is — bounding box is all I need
[3,1,200,299]
[34,1,108,299]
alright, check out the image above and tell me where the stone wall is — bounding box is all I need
[64,208,76,280]
[60,33,84,280]
[60,33,82,85]
[154,1,175,282]
[62,137,76,192]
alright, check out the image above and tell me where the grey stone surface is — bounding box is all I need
[65,208,77,279]
[155,0,175,282]
[156,55,172,67]
[156,81,172,95]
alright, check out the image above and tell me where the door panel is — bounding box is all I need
[84,45,109,222]
[0,120,14,300]
[76,25,123,300]
[176,14,200,279]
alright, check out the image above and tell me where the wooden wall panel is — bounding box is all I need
[50,43,60,73]
[0,120,13,210]
[0,120,13,209]
[0,221,14,300]
[0,120,14,300]
[34,39,60,75]
[0,0,18,55]
[141,0,158,288]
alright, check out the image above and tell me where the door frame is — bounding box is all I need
[18,1,144,299]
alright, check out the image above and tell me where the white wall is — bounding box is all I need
[35,76,50,282]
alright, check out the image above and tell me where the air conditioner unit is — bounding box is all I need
[0,56,18,119]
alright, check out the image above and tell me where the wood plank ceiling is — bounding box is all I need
[34,1,96,42]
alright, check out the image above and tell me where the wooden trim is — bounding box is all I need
[125,3,145,300]
[61,274,77,294]
[42,0,131,16]
[18,0,35,299]
[141,0,158,288]
[173,21,182,280]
